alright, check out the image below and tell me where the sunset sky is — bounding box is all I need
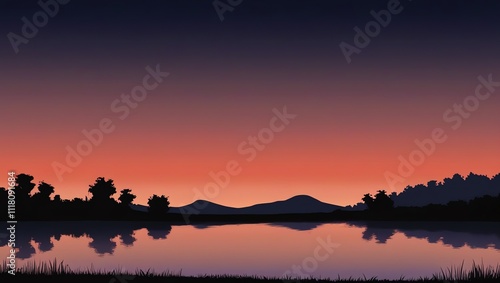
[1,0,499,207]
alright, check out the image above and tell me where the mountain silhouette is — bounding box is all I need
[131,195,343,215]
[235,195,343,214]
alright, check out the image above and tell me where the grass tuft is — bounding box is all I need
[432,260,500,281]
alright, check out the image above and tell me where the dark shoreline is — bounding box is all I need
[5,192,499,222]
[3,208,500,223]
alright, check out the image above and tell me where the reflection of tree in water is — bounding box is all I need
[119,232,136,247]
[85,222,142,255]
[349,221,500,249]
[425,234,441,244]
[2,224,66,259]
[0,232,7,245]
[361,227,395,243]
[33,233,54,252]
[88,231,117,255]
[0,222,158,258]
[402,229,500,249]
[15,232,36,259]
[146,223,172,239]
[88,222,173,253]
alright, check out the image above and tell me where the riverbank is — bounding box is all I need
[4,193,499,222]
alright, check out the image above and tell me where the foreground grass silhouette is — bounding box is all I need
[1,259,499,282]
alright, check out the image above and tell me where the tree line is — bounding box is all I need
[354,172,500,210]
[0,173,169,220]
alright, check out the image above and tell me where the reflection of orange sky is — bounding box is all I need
[2,73,500,207]
[5,223,500,279]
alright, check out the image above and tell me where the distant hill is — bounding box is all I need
[169,200,239,215]
[131,195,344,215]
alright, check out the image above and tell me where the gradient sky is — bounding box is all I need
[1,0,499,207]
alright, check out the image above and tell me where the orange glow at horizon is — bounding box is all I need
[2,69,499,207]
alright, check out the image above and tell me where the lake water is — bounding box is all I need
[1,221,499,279]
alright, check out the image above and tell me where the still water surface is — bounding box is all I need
[1,221,499,279]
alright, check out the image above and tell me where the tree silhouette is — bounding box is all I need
[118,189,136,207]
[373,190,394,211]
[147,194,170,215]
[362,193,375,210]
[88,177,117,204]
[16,173,36,201]
[389,172,500,207]
[31,182,55,205]
[53,195,62,203]
[4,170,500,221]
[0,187,7,208]
[71,197,85,204]
[38,182,55,196]
[362,190,394,212]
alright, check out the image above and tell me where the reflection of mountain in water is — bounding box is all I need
[190,222,326,231]
[347,221,500,249]
[0,222,172,258]
[267,222,324,231]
